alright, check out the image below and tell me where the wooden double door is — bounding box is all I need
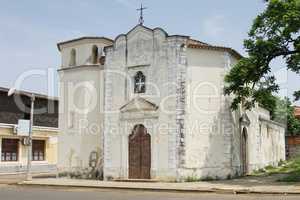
[128,125,151,179]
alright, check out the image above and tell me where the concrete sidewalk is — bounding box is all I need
[0,173,56,184]
[19,177,300,195]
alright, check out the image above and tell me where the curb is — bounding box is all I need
[18,182,215,193]
[17,182,300,195]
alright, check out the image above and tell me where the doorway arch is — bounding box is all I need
[128,124,151,179]
[241,127,248,175]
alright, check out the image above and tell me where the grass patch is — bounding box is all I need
[185,176,202,182]
[250,157,300,182]
[264,165,276,171]
[252,168,267,176]
[277,172,300,182]
[184,175,222,182]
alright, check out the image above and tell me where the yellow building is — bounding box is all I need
[0,87,58,174]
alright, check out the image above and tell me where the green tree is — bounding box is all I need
[224,0,300,111]
[272,97,300,135]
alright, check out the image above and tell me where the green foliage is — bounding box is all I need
[252,168,267,176]
[272,96,300,135]
[185,175,202,182]
[225,0,300,110]
[278,159,286,166]
[265,165,276,171]
[251,157,300,182]
[277,157,300,182]
[185,175,222,182]
[280,157,300,173]
[277,171,300,182]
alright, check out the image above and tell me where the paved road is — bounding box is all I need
[0,185,299,200]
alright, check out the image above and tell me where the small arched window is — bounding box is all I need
[69,49,76,66]
[134,71,146,93]
[92,45,99,64]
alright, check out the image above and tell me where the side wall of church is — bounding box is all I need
[181,48,240,179]
[103,26,187,181]
[183,48,285,179]
[245,108,286,172]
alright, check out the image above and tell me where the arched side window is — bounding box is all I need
[92,45,99,64]
[69,49,76,66]
[134,71,146,94]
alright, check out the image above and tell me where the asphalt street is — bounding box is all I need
[0,185,299,200]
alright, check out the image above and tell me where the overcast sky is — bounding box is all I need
[0,0,299,105]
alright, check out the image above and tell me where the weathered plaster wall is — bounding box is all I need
[182,48,238,179]
[57,39,111,173]
[60,39,112,68]
[183,48,285,179]
[245,109,286,171]
[58,67,104,172]
[103,25,188,180]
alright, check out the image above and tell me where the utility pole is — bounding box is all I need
[8,88,35,181]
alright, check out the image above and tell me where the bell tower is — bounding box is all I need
[56,37,113,173]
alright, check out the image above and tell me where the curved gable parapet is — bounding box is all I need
[114,34,127,43]
[110,25,171,48]
[153,28,168,41]
[153,27,168,37]
[126,25,153,41]
[115,34,127,49]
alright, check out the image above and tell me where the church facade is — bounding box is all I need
[57,25,286,181]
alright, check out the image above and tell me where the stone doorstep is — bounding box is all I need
[18,180,300,195]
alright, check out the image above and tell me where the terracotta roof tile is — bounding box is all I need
[187,39,209,46]
[295,106,300,118]
[187,43,243,59]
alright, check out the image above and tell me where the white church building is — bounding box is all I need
[57,24,286,181]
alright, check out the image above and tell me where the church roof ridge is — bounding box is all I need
[57,36,114,51]
[188,43,243,59]
[102,24,243,59]
[187,38,210,46]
